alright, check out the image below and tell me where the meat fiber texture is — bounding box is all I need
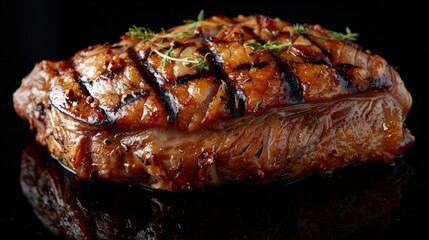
[13,14,414,191]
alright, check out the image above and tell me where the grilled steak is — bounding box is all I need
[13,14,414,191]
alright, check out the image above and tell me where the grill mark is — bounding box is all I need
[304,37,333,66]
[99,67,124,81]
[73,71,120,125]
[73,71,92,97]
[199,21,275,117]
[335,64,358,92]
[115,90,149,110]
[201,25,265,117]
[128,48,178,123]
[173,46,212,84]
[233,63,251,71]
[200,42,235,116]
[368,75,391,90]
[232,62,269,71]
[241,26,257,37]
[279,63,304,105]
[247,24,306,106]
[212,51,241,116]
[175,72,209,85]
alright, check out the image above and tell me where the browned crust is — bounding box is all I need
[13,15,414,191]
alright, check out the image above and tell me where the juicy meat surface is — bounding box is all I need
[14,14,414,191]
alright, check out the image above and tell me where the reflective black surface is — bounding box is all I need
[1,1,427,239]
[19,143,413,239]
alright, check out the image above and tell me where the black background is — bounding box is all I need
[0,1,427,239]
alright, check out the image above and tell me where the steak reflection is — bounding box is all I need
[20,143,411,239]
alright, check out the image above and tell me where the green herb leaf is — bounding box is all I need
[154,49,210,70]
[328,27,359,41]
[125,25,155,40]
[160,27,166,44]
[191,52,211,70]
[184,9,205,29]
[163,45,174,67]
[294,24,359,41]
[247,40,310,54]
[246,42,263,52]
[156,30,195,42]
[293,24,312,35]
[197,10,205,21]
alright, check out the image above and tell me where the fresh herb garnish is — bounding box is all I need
[157,29,195,41]
[184,9,205,28]
[163,45,174,67]
[160,28,166,44]
[126,9,217,44]
[293,24,310,35]
[328,27,359,41]
[153,48,210,70]
[190,52,211,69]
[247,40,310,54]
[125,25,155,40]
[294,24,359,41]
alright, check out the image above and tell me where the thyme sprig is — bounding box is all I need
[294,24,359,41]
[156,30,195,41]
[183,9,217,29]
[329,27,359,41]
[184,10,205,29]
[163,46,174,67]
[125,25,155,40]
[126,9,216,43]
[153,48,210,70]
[293,24,309,35]
[247,40,310,54]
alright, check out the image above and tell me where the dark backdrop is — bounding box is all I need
[1,1,427,239]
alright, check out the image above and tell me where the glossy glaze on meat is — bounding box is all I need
[13,14,414,191]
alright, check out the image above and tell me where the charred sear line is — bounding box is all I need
[280,64,304,105]
[115,90,149,110]
[99,67,124,80]
[73,71,92,97]
[334,65,359,93]
[368,75,392,90]
[251,61,269,69]
[175,72,209,84]
[232,62,269,71]
[198,38,236,116]
[304,37,332,66]
[233,63,252,71]
[143,62,178,123]
[241,26,258,37]
[128,48,178,123]
[99,108,115,125]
